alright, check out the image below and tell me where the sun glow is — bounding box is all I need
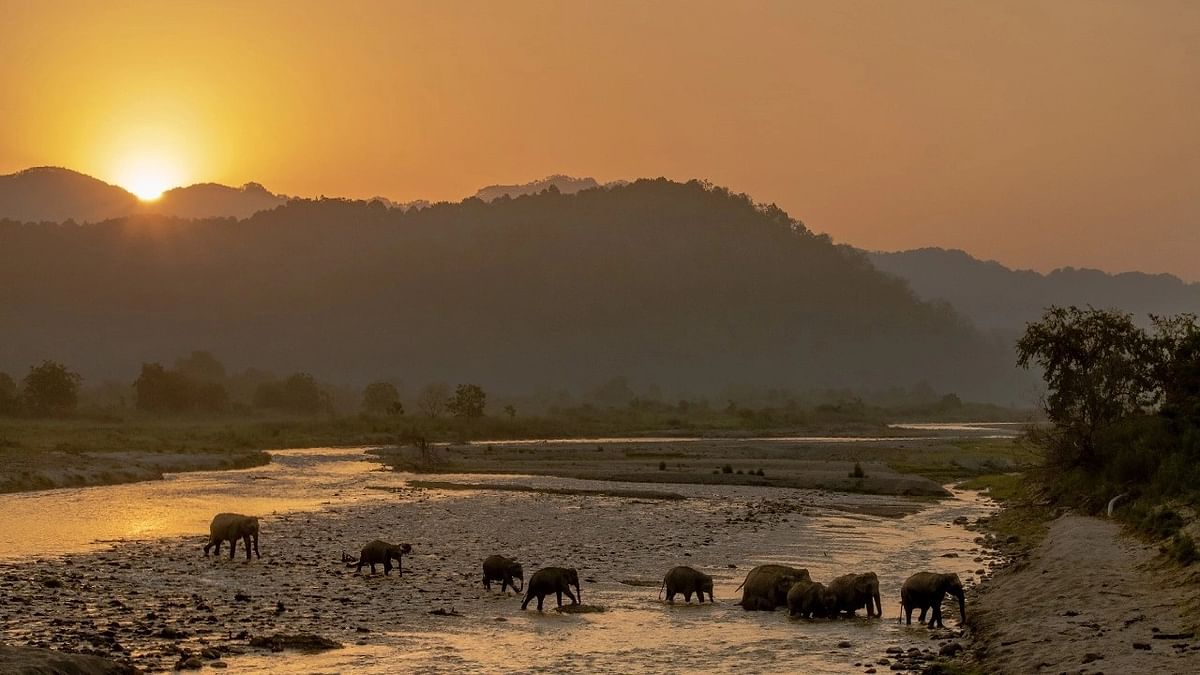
[115,154,184,201]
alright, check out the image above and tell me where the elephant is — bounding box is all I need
[203,513,260,560]
[521,567,581,611]
[901,572,965,628]
[346,540,412,575]
[482,554,524,593]
[736,564,810,611]
[787,580,836,618]
[827,571,882,618]
[659,566,714,604]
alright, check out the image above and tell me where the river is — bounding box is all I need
[0,445,1001,673]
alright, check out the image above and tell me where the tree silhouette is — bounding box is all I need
[22,360,81,416]
[447,384,486,419]
[362,381,401,416]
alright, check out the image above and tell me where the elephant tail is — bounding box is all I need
[734,579,746,593]
[658,577,666,601]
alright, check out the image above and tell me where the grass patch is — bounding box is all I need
[958,473,1024,501]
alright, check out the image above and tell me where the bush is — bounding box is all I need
[1170,533,1198,566]
[850,461,865,479]
[721,464,733,474]
[658,461,666,471]
[756,468,765,476]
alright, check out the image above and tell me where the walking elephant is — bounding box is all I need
[827,571,882,618]
[203,513,260,561]
[482,555,524,593]
[659,566,714,604]
[521,567,581,611]
[901,572,965,628]
[347,540,412,575]
[736,564,810,611]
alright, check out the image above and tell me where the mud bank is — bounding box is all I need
[966,514,1200,674]
[0,449,270,494]
[0,643,137,674]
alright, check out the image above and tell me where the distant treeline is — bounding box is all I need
[0,179,1030,405]
[0,349,1027,431]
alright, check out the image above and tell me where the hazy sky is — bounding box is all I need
[2,1,1197,279]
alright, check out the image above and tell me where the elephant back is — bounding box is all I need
[209,513,254,538]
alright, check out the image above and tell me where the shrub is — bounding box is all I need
[1169,533,1198,566]
[721,464,733,474]
[658,461,666,471]
[850,461,866,479]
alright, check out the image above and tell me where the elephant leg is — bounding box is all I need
[384,560,393,575]
[556,590,564,607]
[203,541,212,557]
[229,538,237,560]
[398,557,403,576]
[521,593,531,610]
[370,563,377,574]
[918,607,928,623]
[484,577,492,591]
[905,606,913,625]
[930,604,942,628]
[684,591,692,603]
[243,535,252,561]
[537,594,545,611]
[253,535,260,559]
[666,589,676,604]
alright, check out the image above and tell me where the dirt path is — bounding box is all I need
[970,515,1200,674]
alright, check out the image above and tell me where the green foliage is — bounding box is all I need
[447,384,486,419]
[254,373,329,415]
[362,382,401,416]
[22,360,82,416]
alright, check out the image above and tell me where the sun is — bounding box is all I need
[114,154,184,201]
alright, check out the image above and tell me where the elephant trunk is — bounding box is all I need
[575,583,582,603]
[513,577,523,593]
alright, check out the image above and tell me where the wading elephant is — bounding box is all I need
[482,555,524,593]
[203,513,260,560]
[659,566,714,604]
[347,540,412,575]
[787,580,836,618]
[901,572,965,628]
[521,567,581,611]
[827,571,882,618]
[736,564,810,611]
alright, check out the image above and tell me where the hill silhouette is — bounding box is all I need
[473,175,602,202]
[150,182,286,219]
[0,179,1023,403]
[0,167,289,222]
[869,248,1200,338]
[0,167,139,223]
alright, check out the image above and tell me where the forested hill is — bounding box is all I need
[0,180,1024,402]
[869,248,1200,339]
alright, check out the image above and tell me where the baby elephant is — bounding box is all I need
[482,554,524,593]
[660,565,714,604]
[787,580,836,618]
[203,513,260,561]
[521,566,581,611]
[347,540,412,575]
[827,571,882,618]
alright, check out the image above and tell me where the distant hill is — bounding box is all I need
[869,247,1200,337]
[473,175,601,202]
[0,167,289,222]
[0,167,139,223]
[0,180,1025,403]
[150,182,286,220]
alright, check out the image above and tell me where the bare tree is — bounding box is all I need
[417,382,449,418]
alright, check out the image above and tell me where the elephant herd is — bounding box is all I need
[731,563,966,628]
[202,513,965,627]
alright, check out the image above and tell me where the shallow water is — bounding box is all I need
[0,447,1000,673]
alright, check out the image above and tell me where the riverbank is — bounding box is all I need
[0,447,269,494]
[948,509,1200,674]
[372,436,1032,498]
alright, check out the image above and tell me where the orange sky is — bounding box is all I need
[2,1,1198,279]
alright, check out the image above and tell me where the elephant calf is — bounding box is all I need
[521,567,581,611]
[660,566,714,604]
[901,572,965,628]
[827,571,882,618]
[482,554,524,593]
[787,580,836,618]
[736,564,810,611]
[347,540,412,575]
[203,513,260,561]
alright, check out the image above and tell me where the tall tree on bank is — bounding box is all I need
[22,360,82,416]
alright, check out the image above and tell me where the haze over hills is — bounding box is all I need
[869,248,1200,339]
[0,179,1027,404]
[154,182,286,220]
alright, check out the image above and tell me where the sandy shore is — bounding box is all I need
[966,514,1200,674]
[373,438,965,497]
[0,449,270,494]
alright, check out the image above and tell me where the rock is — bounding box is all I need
[938,642,964,656]
[158,627,189,639]
[248,633,342,652]
[0,645,136,675]
[211,662,228,669]
[952,516,969,525]
[838,641,853,648]
[886,647,904,654]
[1133,642,1151,650]
[200,647,221,660]
[1081,652,1103,663]
[175,656,203,669]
